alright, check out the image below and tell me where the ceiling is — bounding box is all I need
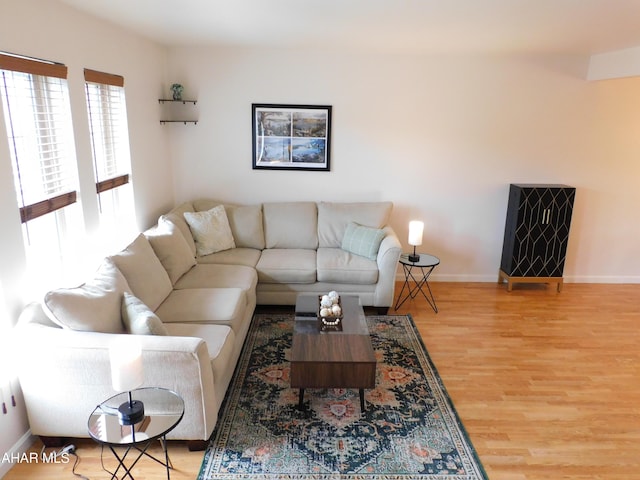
[58,0,640,55]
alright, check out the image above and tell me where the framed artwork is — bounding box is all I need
[252,104,332,171]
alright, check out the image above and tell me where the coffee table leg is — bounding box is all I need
[297,389,305,410]
[359,389,365,412]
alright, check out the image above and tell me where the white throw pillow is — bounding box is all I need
[43,258,130,333]
[183,205,236,256]
[121,292,168,336]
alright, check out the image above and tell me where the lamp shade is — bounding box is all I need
[408,221,424,247]
[109,338,143,392]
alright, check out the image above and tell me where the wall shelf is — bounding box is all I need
[159,99,198,124]
[158,99,197,105]
[160,120,198,125]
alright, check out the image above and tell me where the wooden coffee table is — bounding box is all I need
[290,294,376,412]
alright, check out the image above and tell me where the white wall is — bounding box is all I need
[167,46,640,283]
[588,46,640,80]
[0,0,172,473]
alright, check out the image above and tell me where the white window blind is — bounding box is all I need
[0,53,77,223]
[0,52,85,295]
[84,68,136,249]
[84,69,130,196]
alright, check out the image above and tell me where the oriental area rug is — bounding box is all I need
[198,313,488,480]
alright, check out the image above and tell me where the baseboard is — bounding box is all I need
[395,272,640,284]
[0,430,36,479]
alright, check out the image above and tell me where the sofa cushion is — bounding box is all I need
[164,323,235,391]
[110,234,173,311]
[256,249,317,284]
[263,202,318,249]
[184,206,236,256]
[341,222,386,261]
[226,204,265,250]
[162,201,196,256]
[317,248,379,284]
[174,264,258,293]
[155,288,246,333]
[196,247,261,268]
[145,219,196,284]
[121,292,168,335]
[317,201,393,248]
[43,258,129,333]
[192,200,264,249]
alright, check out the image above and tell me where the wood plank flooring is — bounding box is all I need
[5,282,640,479]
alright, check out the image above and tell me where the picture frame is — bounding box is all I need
[252,103,332,171]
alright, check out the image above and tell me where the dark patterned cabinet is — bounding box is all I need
[499,184,576,292]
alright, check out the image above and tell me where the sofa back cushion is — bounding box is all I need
[110,234,173,311]
[162,201,196,256]
[226,204,265,250]
[145,219,196,284]
[43,258,130,333]
[318,201,393,248]
[263,202,318,249]
[191,200,265,250]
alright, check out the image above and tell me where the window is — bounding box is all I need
[0,52,84,294]
[84,69,136,247]
[0,53,77,222]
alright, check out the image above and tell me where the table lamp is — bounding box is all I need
[109,338,145,425]
[408,220,424,262]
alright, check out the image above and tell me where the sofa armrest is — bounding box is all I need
[16,322,216,441]
[374,226,402,307]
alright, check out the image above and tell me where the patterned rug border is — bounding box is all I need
[198,313,488,480]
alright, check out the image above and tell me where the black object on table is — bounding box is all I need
[88,387,184,480]
[395,253,440,313]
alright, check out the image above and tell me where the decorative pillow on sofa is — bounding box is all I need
[341,222,386,261]
[183,205,236,256]
[109,234,173,311]
[145,219,196,284]
[43,258,130,333]
[121,292,168,335]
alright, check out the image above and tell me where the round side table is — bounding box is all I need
[88,387,184,480]
[395,253,440,313]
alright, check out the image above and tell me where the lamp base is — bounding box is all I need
[118,400,145,425]
[408,253,420,262]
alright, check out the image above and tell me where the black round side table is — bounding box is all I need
[395,253,440,313]
[88,387,184,480]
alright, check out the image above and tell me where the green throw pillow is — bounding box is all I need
[341,222,385,261]
[121,292,168,336]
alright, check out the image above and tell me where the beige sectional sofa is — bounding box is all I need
[16,200,401,446]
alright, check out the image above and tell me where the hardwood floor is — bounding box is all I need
[5,282,640,479]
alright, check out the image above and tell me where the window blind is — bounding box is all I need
[84,68,130,196]
[0,52,77,223]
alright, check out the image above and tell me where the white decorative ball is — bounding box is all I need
[320,295,332,308]
[328,291,339,301]
[331,305,342,316]
[320,307,332,318]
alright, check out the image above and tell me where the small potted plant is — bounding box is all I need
[170,83,184,101]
